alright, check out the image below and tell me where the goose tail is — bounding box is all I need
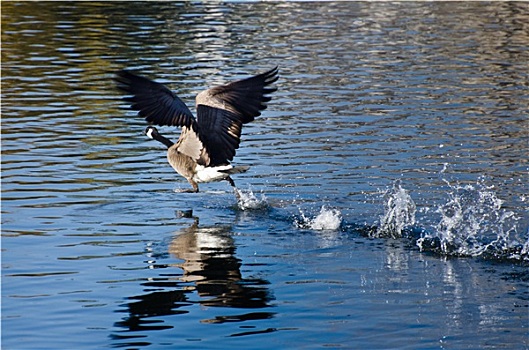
[221,165,250,175]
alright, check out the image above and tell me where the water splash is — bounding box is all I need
[417,179,528,261]
[376,181,416,238]
[235,188,268,211]
[295,206,342,231]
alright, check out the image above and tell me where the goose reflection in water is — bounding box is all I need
[113,217,274,339]
[170,219,274,312]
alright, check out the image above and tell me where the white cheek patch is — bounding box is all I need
[146,128,155,139]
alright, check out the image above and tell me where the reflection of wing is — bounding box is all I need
[115,70,195,128]
[195,67,279,166]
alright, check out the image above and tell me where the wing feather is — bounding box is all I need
[176,126,209,166]
[195,67,278,166]
[115,70,195,128]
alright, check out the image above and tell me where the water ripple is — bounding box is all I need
[2,2,528,349]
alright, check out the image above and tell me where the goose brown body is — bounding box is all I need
[115,67,278,193]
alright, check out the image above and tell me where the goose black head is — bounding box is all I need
[145,126,158,139]
[144,126,174,148]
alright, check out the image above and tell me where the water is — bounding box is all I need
[2,2,528,349]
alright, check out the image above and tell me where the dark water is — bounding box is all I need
[2,2,528,349]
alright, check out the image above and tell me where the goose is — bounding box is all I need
[115,67,278,196]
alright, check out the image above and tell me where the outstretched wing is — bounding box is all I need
[115,70,195,128]
[195,66,278,166]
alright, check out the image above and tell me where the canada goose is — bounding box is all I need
[115,67,278,195]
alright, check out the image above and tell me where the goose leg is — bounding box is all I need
[226,176,242,201]
[226,176,236,188]
[175,179,199,193]
[189,179,199,192]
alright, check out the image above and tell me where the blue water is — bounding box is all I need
[2,2,528,349]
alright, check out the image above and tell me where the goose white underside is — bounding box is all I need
[193,164,248,183]
[193,165,231,183]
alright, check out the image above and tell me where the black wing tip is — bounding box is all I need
[263,66,279,84]
[116,68,129,76]
[114,69,157,87]
[114,69,141,92]
[266,65,279,74]
[114,69,135,81]
[263,67,278,95]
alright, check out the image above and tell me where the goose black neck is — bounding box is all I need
[152,131,174,148]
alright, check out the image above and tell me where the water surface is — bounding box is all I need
[2,2,528,349]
